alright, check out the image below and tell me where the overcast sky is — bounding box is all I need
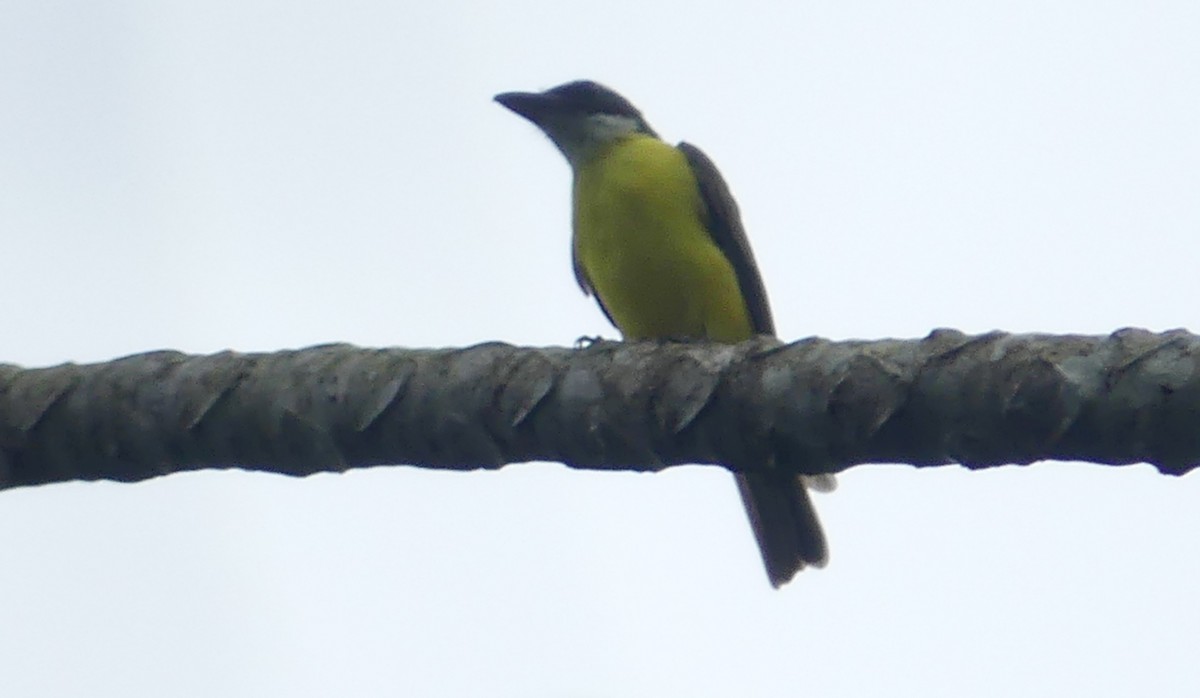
[3,2,1199,696]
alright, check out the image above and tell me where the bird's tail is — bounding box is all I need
[735,471,832,587]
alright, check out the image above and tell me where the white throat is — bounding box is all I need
[553,113,647,169]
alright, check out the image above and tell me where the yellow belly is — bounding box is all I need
[572,136,754,343]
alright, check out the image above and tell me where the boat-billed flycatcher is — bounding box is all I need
[495,80,831,586]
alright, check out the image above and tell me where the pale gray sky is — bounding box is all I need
[2,2,1199,696]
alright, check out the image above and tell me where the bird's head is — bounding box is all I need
[495,80,658,167]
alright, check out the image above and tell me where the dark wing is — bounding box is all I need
[681,142,830,584]
[572,236,619,328]
[678,142,775,336]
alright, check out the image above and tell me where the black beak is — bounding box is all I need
[494,91,557,125]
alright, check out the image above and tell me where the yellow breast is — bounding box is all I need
[572,136,754,343]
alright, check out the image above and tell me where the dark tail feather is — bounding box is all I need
[735,471,829,587]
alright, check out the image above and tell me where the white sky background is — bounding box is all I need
[2,1,1199,696]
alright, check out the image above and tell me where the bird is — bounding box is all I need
[495,80,831,586]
